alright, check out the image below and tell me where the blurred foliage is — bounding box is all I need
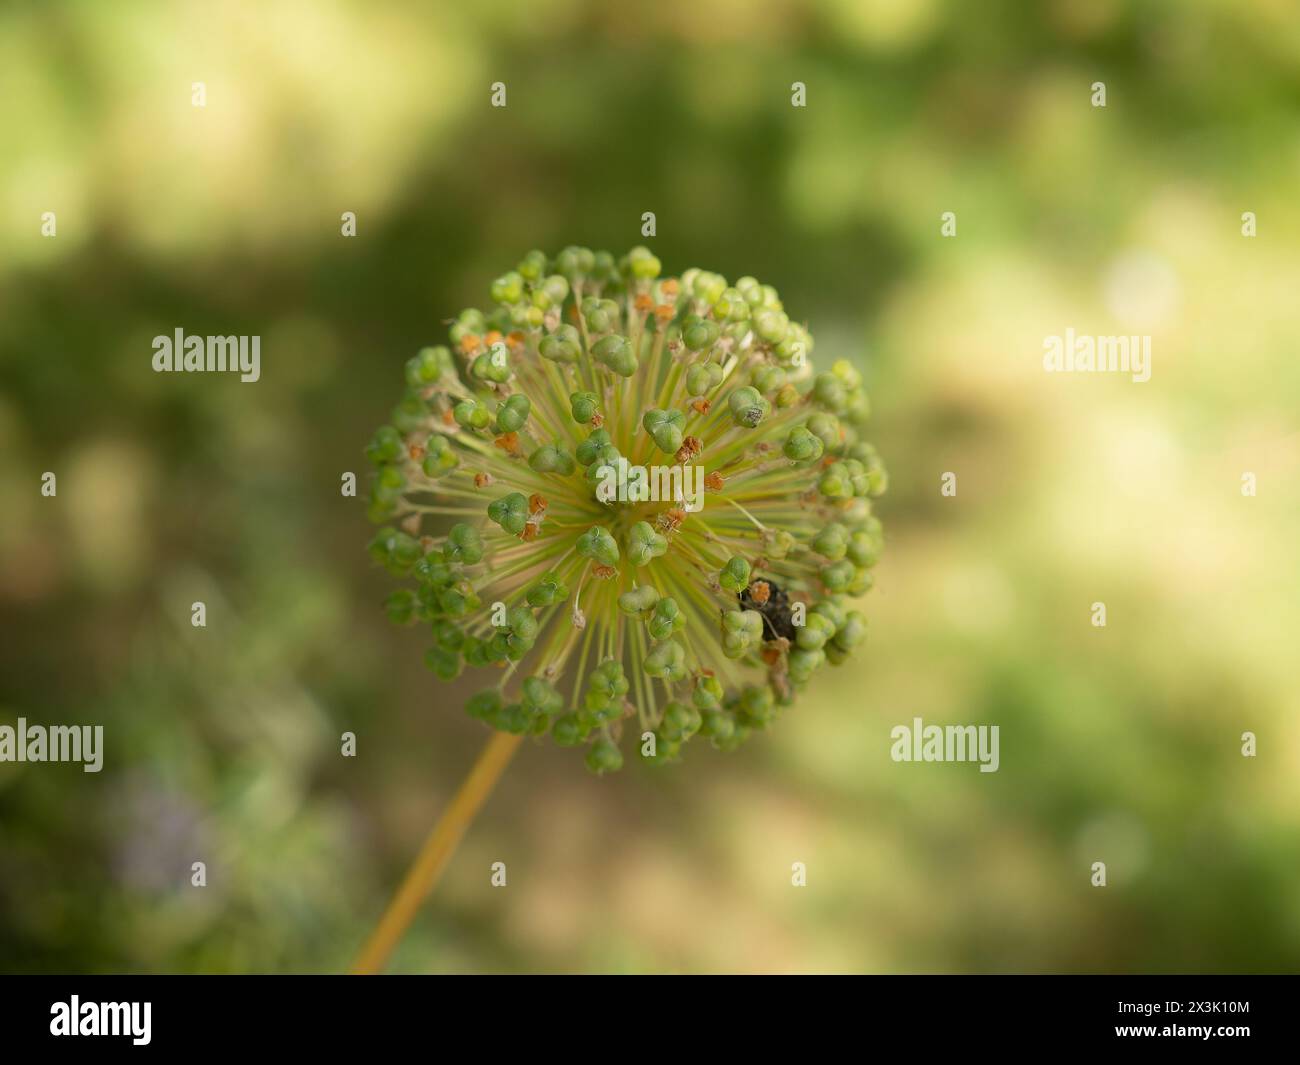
[2,0,1299,973]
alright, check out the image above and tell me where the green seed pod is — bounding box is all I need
[648,597,685,641]
[569,390,600,423]
[453,399,490,430]
[627,521,668,566]
[422,434,459,476]
[681,316,721,352]
[618,584,661,615]
[806,412,841,450]
[368,527,423,575]
[487,491,529,535]
[494,393,531,433]
[693,673,724,710]
[753,308,790,345]
[576,525,620,567]
[582,297,621,333]
[384,589,418,625]
[795,610,836,651]
[591,333,638,377]
[685,361,724,396]
[788,646,825,684]
[466,690,502,721]
[627,245,662,280]
[539,324,581,363]
[783,425,824,463]
[659,701,702,743]
[366,426,404,466]
[575,428,612,466]
[752,365,785,393]
[525,571,568,607]
[719,556,751,593]
[551,713,587,746]
[644,639,688,681]
[471,346,512,383]
[517,249,547,281]
[585,737,624,775]
[737,684,775,727]
[528,443,576,475]
[444,522,484,564]
[641,408,686,453]
[811,523,848,561]
[423,645,462,681]
[490,271,525,305]
[391,392,430,434]
[820,558,856,592]
[728,385,770,428]
[721,608,764,658]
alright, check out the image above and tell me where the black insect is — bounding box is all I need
[737,576,797,642]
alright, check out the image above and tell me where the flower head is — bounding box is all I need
[366,247,886,772]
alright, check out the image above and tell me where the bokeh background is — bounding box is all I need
[3,0,1299,974]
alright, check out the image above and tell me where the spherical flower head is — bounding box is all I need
[364,248,886,773]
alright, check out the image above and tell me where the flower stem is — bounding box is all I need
[351,729,524,974]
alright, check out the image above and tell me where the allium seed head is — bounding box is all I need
[366,247,886,773]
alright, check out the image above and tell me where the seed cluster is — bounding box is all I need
[366,246,886,773]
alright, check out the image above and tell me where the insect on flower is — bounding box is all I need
[365,246,886,773]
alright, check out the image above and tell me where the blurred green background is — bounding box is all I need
[2,0,1299,974]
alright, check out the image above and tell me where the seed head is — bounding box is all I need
[365,247,886,772]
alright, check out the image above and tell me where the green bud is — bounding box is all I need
[795,610,836,651]
[471,346,511,383]
[368,527,422,575]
